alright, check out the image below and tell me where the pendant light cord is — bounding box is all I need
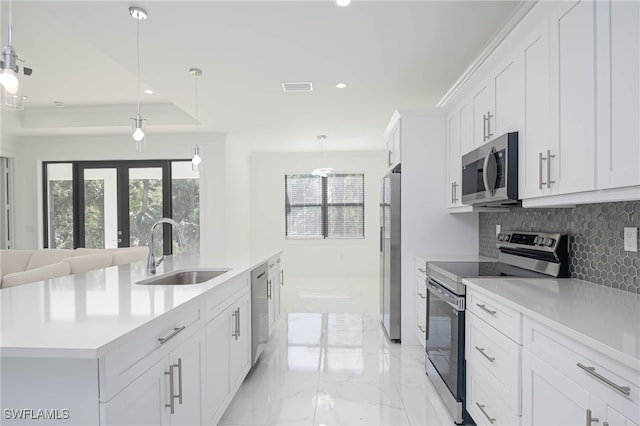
[7,0,13,46]
[136,17,141,115]
[194,73,198,129]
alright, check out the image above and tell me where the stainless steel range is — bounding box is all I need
[424,231,569,424]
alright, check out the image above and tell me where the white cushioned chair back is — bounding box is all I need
[1,262,71,289]
[1,250,34,276]
[63,254,113,274]
[26,249,80,271]
[106,247,149,266]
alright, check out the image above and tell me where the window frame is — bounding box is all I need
[284,173,365,240]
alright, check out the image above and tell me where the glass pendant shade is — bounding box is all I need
[0,68,23,110]
[192,145,201,172]
[131,113,146,152]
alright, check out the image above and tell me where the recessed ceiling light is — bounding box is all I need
[144,89,154,95]
[53,101,65,108]
[335,0,351,7]
[336,83,347,89]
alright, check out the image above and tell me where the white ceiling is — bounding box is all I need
[1,0,524,152]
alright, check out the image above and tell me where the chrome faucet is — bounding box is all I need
[147,218,186,274]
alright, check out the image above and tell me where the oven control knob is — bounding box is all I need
[534,236,542,245]
[544,238,555,247]
[497,234,504,241]
[503,234,510,242]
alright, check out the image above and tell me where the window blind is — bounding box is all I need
[285,173,364,239]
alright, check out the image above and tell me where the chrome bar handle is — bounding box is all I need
[165,367,175,414]
[453,182,458,202]
[476,303,497,315]
[546,149,556,188]
[577,363,631,396]
[232,309,239,340]
[280,269,284,286]
[176,358,183,405]
[418,267,426,274]
[483,114,488,141]
[603,422,609,426]
[417,325,426,333]
[475,346,496,363]
[417,292,426,300]
[267,279,271,300]
[476,403,495,424]
[236,307,241,338]
[158,326,186,345]
[486,111,494,140]
[539,152,545,189]
[451,181,455,203]
[586,409,599,425]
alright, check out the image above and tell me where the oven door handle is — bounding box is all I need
[426,279,464,311]
[482,147,497,196]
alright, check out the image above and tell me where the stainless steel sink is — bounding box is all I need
[136,268,229,285]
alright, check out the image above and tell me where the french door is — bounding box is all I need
[75,161,171,253]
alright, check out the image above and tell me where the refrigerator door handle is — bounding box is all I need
[380,226,383,252]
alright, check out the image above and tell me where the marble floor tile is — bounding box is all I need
[220,275,453,426]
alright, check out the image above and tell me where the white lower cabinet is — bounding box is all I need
[522,318,639,426]
[205,288,252,426]
[101,328,205,426]
[465,289,522,426]
[267,255,283,337]
[414,259,427,347]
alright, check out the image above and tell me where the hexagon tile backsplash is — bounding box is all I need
[479,200,640,294]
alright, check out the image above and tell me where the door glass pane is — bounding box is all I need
[129,167,163,251]
[84,168,118,249]
[46,163,73,249]
[171,161,200,254]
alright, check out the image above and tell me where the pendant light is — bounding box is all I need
[129,6,147,152]
[0,0,33,110]
[311,135,333,177]
[190,68,203,171]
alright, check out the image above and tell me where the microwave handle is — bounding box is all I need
[482,147,497,196]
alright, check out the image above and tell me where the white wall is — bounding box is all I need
[224,136,252,262]
[250,151,387,278]
[10,133,227,260]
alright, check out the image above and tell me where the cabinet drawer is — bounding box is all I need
[416,275,427,301]
[99,298,204,402]
[467,289,522,343]
[524,317,640,422]
[205,272,250,322]
[467,360,521,426]
[467,311,521,411]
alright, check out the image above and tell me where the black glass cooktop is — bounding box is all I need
[428,261,550,279]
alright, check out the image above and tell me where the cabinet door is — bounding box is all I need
[597,0,640,189]
[492,56,522,136]
[523,352,590,425]
[472,81,494,147]
[447,112,462,208]
[205,307,231,423]
[549,0,597,194]
[267,275,276,335]
[169,329,204,426]
[459,102,473,155]
[229,290,252,389]
[101,359,170,426]
[520,19,552,199]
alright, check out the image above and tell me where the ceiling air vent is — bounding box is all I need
[282,81,313,92]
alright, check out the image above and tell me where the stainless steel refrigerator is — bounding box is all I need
[380,164,401,342]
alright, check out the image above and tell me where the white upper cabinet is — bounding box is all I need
[492,57,522,137]
[520,20,551,199]
[447,112,462,208]
[386,121,402,167]
[548,0,597,196]
[472,81,494,147]
[596,0,640,190]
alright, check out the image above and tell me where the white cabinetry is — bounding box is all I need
[386,121,401,167]
[205,285,252,426]
[596,0,640,190]
[267,256,282,336]
[522,318,639,426]
[466,289,523,426]
[413,259,427,348]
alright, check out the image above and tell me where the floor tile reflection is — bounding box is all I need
[219,276,452,426]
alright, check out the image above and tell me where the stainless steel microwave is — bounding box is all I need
[461,132,519,207]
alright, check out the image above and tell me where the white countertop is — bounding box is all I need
[462,277,640,370]
[0,251,281,359]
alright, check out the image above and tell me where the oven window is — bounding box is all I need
[426,290,461,397]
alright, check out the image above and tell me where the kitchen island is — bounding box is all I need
[0,251,282,425]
